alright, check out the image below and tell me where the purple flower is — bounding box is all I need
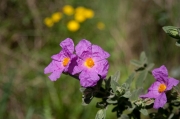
[44,38,75,81]
[72,39,110,87]
[140,65,179,109]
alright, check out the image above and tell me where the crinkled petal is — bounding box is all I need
[152,65,168,82]
[140,81,161,98]
[92,45,110,61]
[80,51,92,60]
[79,70,99,87]
[51,52,64,61]
[60,38,74,53]
[153,93,167,109]
[44,60,63,74]
[94,59,109,79]
[66,55,78,74]
[75,39,92,56]
[48,70,63,81]
[72,58,84,75]
[166,77,179,90]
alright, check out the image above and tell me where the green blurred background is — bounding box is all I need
[1,0,180,119]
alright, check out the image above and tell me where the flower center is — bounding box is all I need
[62,57,70,67]
[158,84,167,93]
[84,58,95,68]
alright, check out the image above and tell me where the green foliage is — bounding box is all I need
[163,26,180,47]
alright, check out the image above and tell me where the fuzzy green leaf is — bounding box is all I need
[118,114,129,119]
[125,73,135,87]
[136,70,148,88]
[112,71,120,82]
[162,26,180,40]
[140,108,148,116]
[140,51,147,64]
[95,109,106,119]
[130,60,142,67]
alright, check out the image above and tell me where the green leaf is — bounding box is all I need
[146,63,154,71]
[95,109,106,119]
[123,91,132,98]
[135,70,148,88]
[130,60,142,67]
[175,39,180,47]
[140,108,148,116]
[130,87,144,102]
[110,77,120,93]
[162,26,180,40]
[125,73,135,87]
[112,71,120,82]
[140,51,147,64]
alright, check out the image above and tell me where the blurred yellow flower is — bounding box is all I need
[63,5,74,16]
[67,20,80,32]
[97,22,105,30]
[74,13,86,22]
[44,17,54,27]
[84,9,94,19]
[75,6,86,14]
[51,12,62,23]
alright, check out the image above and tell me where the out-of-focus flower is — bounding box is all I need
[63,5,74,16]
[67,20,80,32]
[97,22,105,30]
[140,65,179,109]
[74,13,86,22]
[44,38,75,81]
[51,12,62,23]
[72,40,110,87]
[44,17,54,27]
[84,9,94,19]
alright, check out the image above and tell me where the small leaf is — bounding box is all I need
[130,87,144,101]
[140,51,147,64]
[125,73,135,87]
[111,77,120,93]
[112,71,120,82]
[123,91,132,98]
[140,108,148,116]
[135,70,148,88]
[146,63,154,71]
[175,39,180,47]
[130,60,142,67]
[162,26,180,40]
[95,109,106,119]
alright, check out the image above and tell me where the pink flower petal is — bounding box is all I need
[166,77,179,90]
[153,93,167,109]
[75,39,91,56]
[92,45,110,61]
[60,38,74,53]
[79,70,99,87]
[94,59,109,79]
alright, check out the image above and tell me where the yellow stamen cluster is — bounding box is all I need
[84,58,95,68]
[158,84,167,93]
[63,57,70,67]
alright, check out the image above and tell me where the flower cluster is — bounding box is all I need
[140,65,179,109]
[44,38,110,87]
[44,5,105,31]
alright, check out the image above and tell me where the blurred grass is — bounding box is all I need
[0,0,180,119]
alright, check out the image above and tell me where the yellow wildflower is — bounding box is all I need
[67,20,80,32]
[74,13,86,22]
[51,12,62,23]
[75,6,86,14]
[97,22,105,30]
[84,9,94,19]
[63,5,74,16]
[44,17,54,27]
